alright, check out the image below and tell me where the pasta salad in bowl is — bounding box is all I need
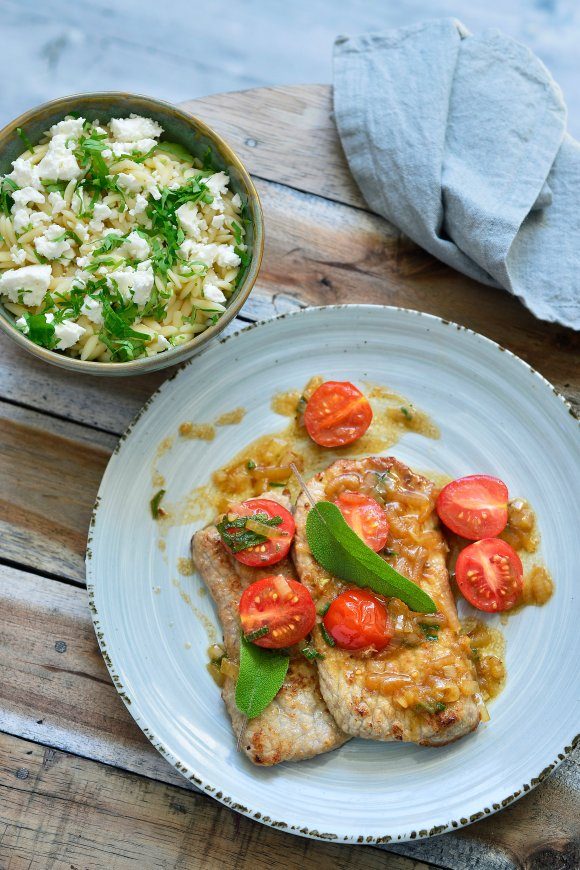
[0,93,263,375]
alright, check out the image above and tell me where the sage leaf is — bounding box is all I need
[306,501,436,613]
[235,635,289,719]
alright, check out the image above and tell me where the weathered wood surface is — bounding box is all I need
[0,85,578,870]
[0,732,432,870]
[0,563,577,870]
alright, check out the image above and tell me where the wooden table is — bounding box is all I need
[0,85,578,870]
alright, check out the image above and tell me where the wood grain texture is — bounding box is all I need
[0,561,577,870]
[0,84,578,870]
[0,402,115,582]
[183,85,365,209]
[0,732,430,870]
[0,562,190,790]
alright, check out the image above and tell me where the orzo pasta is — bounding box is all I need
[0,113,249,361]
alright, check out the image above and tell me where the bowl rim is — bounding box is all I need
[0,91,264,376]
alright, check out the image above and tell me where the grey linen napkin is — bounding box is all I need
[333,18,580,330]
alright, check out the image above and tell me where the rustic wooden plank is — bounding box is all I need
[182,85,366,210]
[0,732,430,870]
[0,402,115,582]
[0,562,197,790]
[1,561,577,870]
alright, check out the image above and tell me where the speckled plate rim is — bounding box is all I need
[86,304,579,845]
[0,90,264,376]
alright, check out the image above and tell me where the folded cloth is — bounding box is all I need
[333,18,580,330]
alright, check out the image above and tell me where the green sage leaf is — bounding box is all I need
[305,501,436,613]
[235,635,289,719]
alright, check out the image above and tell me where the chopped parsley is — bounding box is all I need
[216,511,283,554]
[319,622,336,647]
[150,489,166,519]
[244,625,269,643]
[419,623,440,642]
[301,644,324,661]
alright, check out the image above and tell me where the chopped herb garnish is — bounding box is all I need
[16,126,33,153]
[417,700,446,715]
[0,178,18,216]
[401,406,412,420]
[150,489,166,519]
[156,141,193,162]
[244,625,269,643]
[384,548,398,557]
[246,459,256,470]
[216,511,283,554]
[232,220,243,245]
[318,602,330,617]
[19,312,56,348]
[301,644,324,661]
[296,395,307,416]
[320,622,336,647]
[419,623,440,642]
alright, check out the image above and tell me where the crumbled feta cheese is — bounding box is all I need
[37,134,82,181]
[176,203,203,239]
[231,193,241,209]
[0,264,52,305]
[49,117,85,140]
[10,246,26,265]
[107,264,154,307]
[8,156,41,190]
[34,224,73,260]
[116,172,141,193]
[147,184,161,200]
[102,148,112,159]
[48,191,66,214]
[109,138,157,158]
[178,240,218,267]
[12,186,45,208]
[211,213,226,230]
[53,318,85,350]
[149,334,171,353]
[129,193,148,217]
[121,230,150,261]
[203,283,226,304]
[12,208,50,235]
[93,202,114,222]
[205,172,230,199]
[76,256,90,268]
[80,295,104,325]
[109,114,163,142]
[15,315,28,333]
[215,244,241,269]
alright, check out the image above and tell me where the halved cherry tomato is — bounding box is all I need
[455,538,523,612]
[323,588,393,650]
[304,381,373,447]
[437,475,508,540]
[222,498,295,567]
[334,491,389,552]
[239,575,316,648]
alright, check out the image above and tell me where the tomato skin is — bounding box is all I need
[225,498,295,567]
[334,491,389,552]
[239,575,316,648]
[437,475,509,540]
[323,588,393,651]
[456,538,523,612]
[304,381,373,448]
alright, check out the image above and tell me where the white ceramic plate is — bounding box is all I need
[87,306,579,845]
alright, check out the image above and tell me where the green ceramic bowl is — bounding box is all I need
[0,92,264,376]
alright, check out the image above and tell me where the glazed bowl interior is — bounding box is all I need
[0,92,263,376]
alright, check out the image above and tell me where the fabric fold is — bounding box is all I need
[333,18,580,330]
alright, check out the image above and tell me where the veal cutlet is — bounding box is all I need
[292,457,481,746]
[192,493,348,765]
